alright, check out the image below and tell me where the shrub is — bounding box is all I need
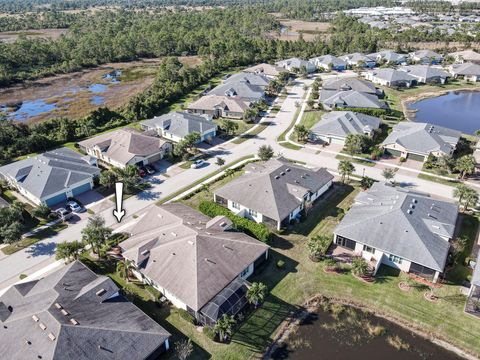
[178,309,196,324]
[276,260,285,269]
[198,201,271,243]
[399,157,407,163]
[203,326,216,341]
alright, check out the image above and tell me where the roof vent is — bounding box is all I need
[407,209,413,214]
[48,333,56,341]
[32,315,39,322]
[280,172,285,176]
[275,176,280,179]
[223,245,234,251]
[39,323,47,330]
[412,199,417,204]
[428,213,437,220]
[96,288,106,297]
[60,309,69,316]
[70,318,79,325]
[171,232,177,237]
[25,340,32,345]
[409,204,415,209]
[286,168,291,172]
[54,303,62,309]
[187,240,194,245]
[205,258,216,265]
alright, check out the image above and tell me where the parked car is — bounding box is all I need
[55,208,73,221]
[191,159,205,169]
[144,165,156,175]
[66,200,85,213]
[138,167,147,177]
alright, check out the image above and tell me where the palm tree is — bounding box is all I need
[351,257,369,277]
[55,240,84,262]
[99,170,117,189]
[455,155,476,179]
[360,176,374,190]
[246,282,267,308]
[338,160,355,183]
[294,125,309,142]
[81,215,112,255]
[214,314,236,342]
[453,183,470,210]
[464,188,479,212]
[114,165,141,194]
[117,259,134,282]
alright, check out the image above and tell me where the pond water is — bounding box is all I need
[271,302,462,360]
[407,90,480,135]
[1,99,58,121]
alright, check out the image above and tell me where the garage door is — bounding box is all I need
[45,192,68,207]
[147,153,163,163]
[385,148,401,157]
[72,182,93,197]
[407,153,426,162]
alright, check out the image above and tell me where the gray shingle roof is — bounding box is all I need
[214,157,334,222]
[309,55,347,68]
[369,68,417,83]
[141,111,217,139]
[410,50,444,61]
[334,182,458,272]
[187,95,250,113]
[320,90,387,109]
[310,111,381,139]
[208,81,264,102]
[369,50,407,63]
[342,52,375,64]
[322,77,378,94]
[243,63,283,77]
[450,62,480,76]
[399,65,450,81]
[0,261,170,360]
[78,128,168,166]
[224,72,270,88]
[120,204,269,312]
[0,148,100,199]
[382,122,461,156]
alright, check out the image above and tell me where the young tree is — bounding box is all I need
[0,201,25,245]
[99,170,117,189]
[338,160,355,183]
[351,257,369,277]
[221,119,239,136]
[306,98,315,109]
[294,124,309,142]
[453,184,471,210]
[463,188,479,212]
[32,203,51,220]
[258,145,274,161]
[113,165,140,194]
[437,154,455,174]
[360,176,374,190]
[116,259,135,282]
[246,282,268,308]
[455,155,476,179]
[55,240,84,262]
[216,157,225,166]
[307,234,331,260]
[214,314,236,342]
[81,215,112,255]
[382,168,396,183]
[243,108,258,123]
[175,339,193,360]
[344,134,369,155]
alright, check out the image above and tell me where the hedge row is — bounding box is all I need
[198,201,271,243]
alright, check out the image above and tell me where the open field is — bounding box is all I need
[0,28,68,43]
[267,18,330,42]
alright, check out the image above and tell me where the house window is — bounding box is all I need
[240,266,250,277]
[389,254,403,264]
[231,201,240,210]
[363,245,375,254]
[248,208,258,217]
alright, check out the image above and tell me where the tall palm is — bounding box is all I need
[338,160,355,183]
[81,215,112,255]
[464,188,479,212]
[453,184,470,210]
[114,165,140,194]
[455,155,476,180]
[214,314,236,342]
[246,282,268,308]
[117,259,134,282]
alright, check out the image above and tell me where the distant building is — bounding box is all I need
[309,111,381,145]
[186,95,251,119]
[399,65,450,84]
[449,50,480,64]
[275,58,316,73]
[208,80,265,103]
[334,182,458,283]
[319,89,388,110]
[78,128,172,168]
[365,68,417,88]
[224,72,270,89]
[309,55,347,71]
[0,261,171,359]
[382,122,461,162]
[214,157,333,230]
[409,50,444,64]
[0,148,99,207]
[322,77,381,95]
[243,63,283,78]
[342,53,376,68]
[368,50,408,65]
[140,112,217,143]
[449,62,480,82]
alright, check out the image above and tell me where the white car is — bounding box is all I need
[55,208,73,221]
[190,159,205,169]
[66,201,85,213]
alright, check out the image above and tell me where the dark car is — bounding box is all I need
[144,165,156,175]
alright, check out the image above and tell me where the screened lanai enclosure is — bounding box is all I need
[465,254,480,318]
[199,277,250,326]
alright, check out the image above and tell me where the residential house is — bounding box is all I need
[119,204,269,326]
[333,182,458,282]
[319,89,388,110]
[214,157,334,230]
[208,80,265,103]
[322,77,382,96]
[365,68,417,87]
[449,50,480,64]
[224,72,270,89]
[382,122,461,162]
[78,128,172,169]
[449,62,480,82]
[409,50,444,64]
[309,111,381,145]
[275,58,316,73]
[342,53,376,68]
[368,50,408,65]
[0,261,171,359]
[140,112,217,143]
[399,65,450,84]
[243,63,283,78]
[186,95,250,119]
[309,55,347,71]
[0,148,100,207]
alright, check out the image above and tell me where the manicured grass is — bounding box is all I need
[417,173,459,186]
[335,153,376,167]
[299,109,324,130]
[215,118,255,141]
[232,122,270,144]
[279,141,302,150]
[1,222,68,255]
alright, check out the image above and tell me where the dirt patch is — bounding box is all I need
[0,29,68,44]
[280,19,330,33]
[267,19,330,42]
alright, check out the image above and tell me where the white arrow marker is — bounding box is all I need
[113,182,126,223]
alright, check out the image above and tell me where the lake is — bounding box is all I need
[407,90,480,135]
[270,301,462,360]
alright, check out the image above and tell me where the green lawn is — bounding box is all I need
[335,153,377,167]
[299,109,324,130]
[279,141,302,150]
[417,173,459,186]
[232,122,270,144]
[215,118,255,141]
